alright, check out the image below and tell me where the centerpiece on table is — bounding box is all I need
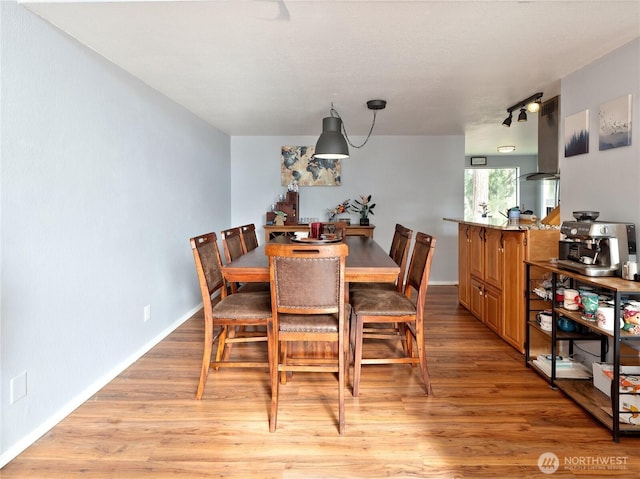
[351,195,376,226]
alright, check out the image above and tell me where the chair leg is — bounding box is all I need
[279,342,288,385]
[269,340,280,433]
[213,326,228,370]
[415,319,433,395]
[352,314,364,397]
[339,321,348,435]
[196,316,214,400]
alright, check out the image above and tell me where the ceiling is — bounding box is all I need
[21,0,640,156]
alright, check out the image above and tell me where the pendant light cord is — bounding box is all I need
[329,103,379,150]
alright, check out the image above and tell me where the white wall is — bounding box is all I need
[1,2,230,464]
[231,135,465,284]
[560,38,640,226]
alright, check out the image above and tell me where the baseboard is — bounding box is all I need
[0,303,202,469]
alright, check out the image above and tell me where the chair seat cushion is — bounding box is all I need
[212,292,272,319]
[279,305,351,332]
[350,289,415,316]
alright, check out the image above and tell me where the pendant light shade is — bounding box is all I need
[314,117,349,159]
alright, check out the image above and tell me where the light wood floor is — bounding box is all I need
[2,286,638,478]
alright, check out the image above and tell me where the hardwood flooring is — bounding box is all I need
[2,286,638,478]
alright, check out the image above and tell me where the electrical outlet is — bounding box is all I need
[144,304,151,322]
[10,371,27,404]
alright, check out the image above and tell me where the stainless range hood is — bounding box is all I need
[526,95,560,180]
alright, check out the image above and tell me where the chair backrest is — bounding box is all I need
[190,232,228,311]
[221,227,245,263]
[266,243,348,315]
[403,232,436,311]
[321,222,348,239]
[389,224,413,290]
[240,223,259,252]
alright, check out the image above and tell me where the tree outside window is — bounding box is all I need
[464,167,519,219]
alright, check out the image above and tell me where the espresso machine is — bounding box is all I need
[557,211,636,277]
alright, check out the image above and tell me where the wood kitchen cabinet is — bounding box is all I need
[458,224,471,308]
[450,218,559,353]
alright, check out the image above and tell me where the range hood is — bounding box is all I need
[526,95,560,180]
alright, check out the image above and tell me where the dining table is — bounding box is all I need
[221,235,400,286]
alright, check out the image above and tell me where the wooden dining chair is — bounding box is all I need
[350,223,413,292]
[190,232,271,400]
[265,242,350,435]
[239,223,259,252]
[221,226,270,294]
[349,232,436,397]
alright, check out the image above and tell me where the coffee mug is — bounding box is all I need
[537,311,553,331]
[596,306,616,330]
[564,289,580,310]
[581,291,599,320]
[623,261,638,280]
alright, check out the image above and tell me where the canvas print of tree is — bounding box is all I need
[564,110,589,157]
[281,146,341,186]
[599,94,632,151]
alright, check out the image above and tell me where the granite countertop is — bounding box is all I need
[443,216,560,231]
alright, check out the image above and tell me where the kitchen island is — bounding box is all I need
[444,217,560,352]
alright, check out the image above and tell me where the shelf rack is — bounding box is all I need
[525,260,640,442]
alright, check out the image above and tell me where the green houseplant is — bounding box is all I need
[351,195,376,226]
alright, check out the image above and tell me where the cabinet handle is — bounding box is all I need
[500,233,504,252]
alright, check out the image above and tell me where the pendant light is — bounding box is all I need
[314,100,387,159]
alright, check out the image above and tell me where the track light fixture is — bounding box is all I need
[314,99,387,159]
[518,108,527,122]
[501,92,543,127]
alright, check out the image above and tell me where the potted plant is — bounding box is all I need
[351,195,376,226]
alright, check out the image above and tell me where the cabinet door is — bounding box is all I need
[484,284,502,333]
[458,224,471,307]
[469,277,484,320]
[502,232,526,352]
[484,229,504,290]
[468,226,485,279]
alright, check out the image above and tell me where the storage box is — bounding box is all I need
[592,362,640,424]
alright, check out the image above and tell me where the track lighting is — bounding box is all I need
[314,100,387,159]
[501,92,543,127]
[518,108,527,122]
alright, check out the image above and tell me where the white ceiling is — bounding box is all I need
[21,0,640,156]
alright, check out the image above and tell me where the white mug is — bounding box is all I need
[623,261,638,280]
[597,306,615,330]
[564,289,580,310]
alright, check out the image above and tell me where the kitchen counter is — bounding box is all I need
[443,217,560,231]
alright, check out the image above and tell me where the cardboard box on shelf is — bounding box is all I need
[592,362,640,425]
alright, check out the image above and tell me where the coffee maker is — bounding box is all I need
[557,212,636,277]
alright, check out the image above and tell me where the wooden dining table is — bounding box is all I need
[221,235,400,286]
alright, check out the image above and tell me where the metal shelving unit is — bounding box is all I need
[525,260,640,442]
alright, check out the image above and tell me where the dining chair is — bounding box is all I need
[221,226,270,294]
[350,223,413,292]
[190,232,271,400]
[349,232,436,397]
[265,242,350,435]
[239,223,259,252]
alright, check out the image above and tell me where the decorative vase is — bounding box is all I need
[360,218,369,226]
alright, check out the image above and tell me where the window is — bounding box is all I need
[464,167,519,219]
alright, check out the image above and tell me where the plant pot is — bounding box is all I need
[359,218,370,226]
